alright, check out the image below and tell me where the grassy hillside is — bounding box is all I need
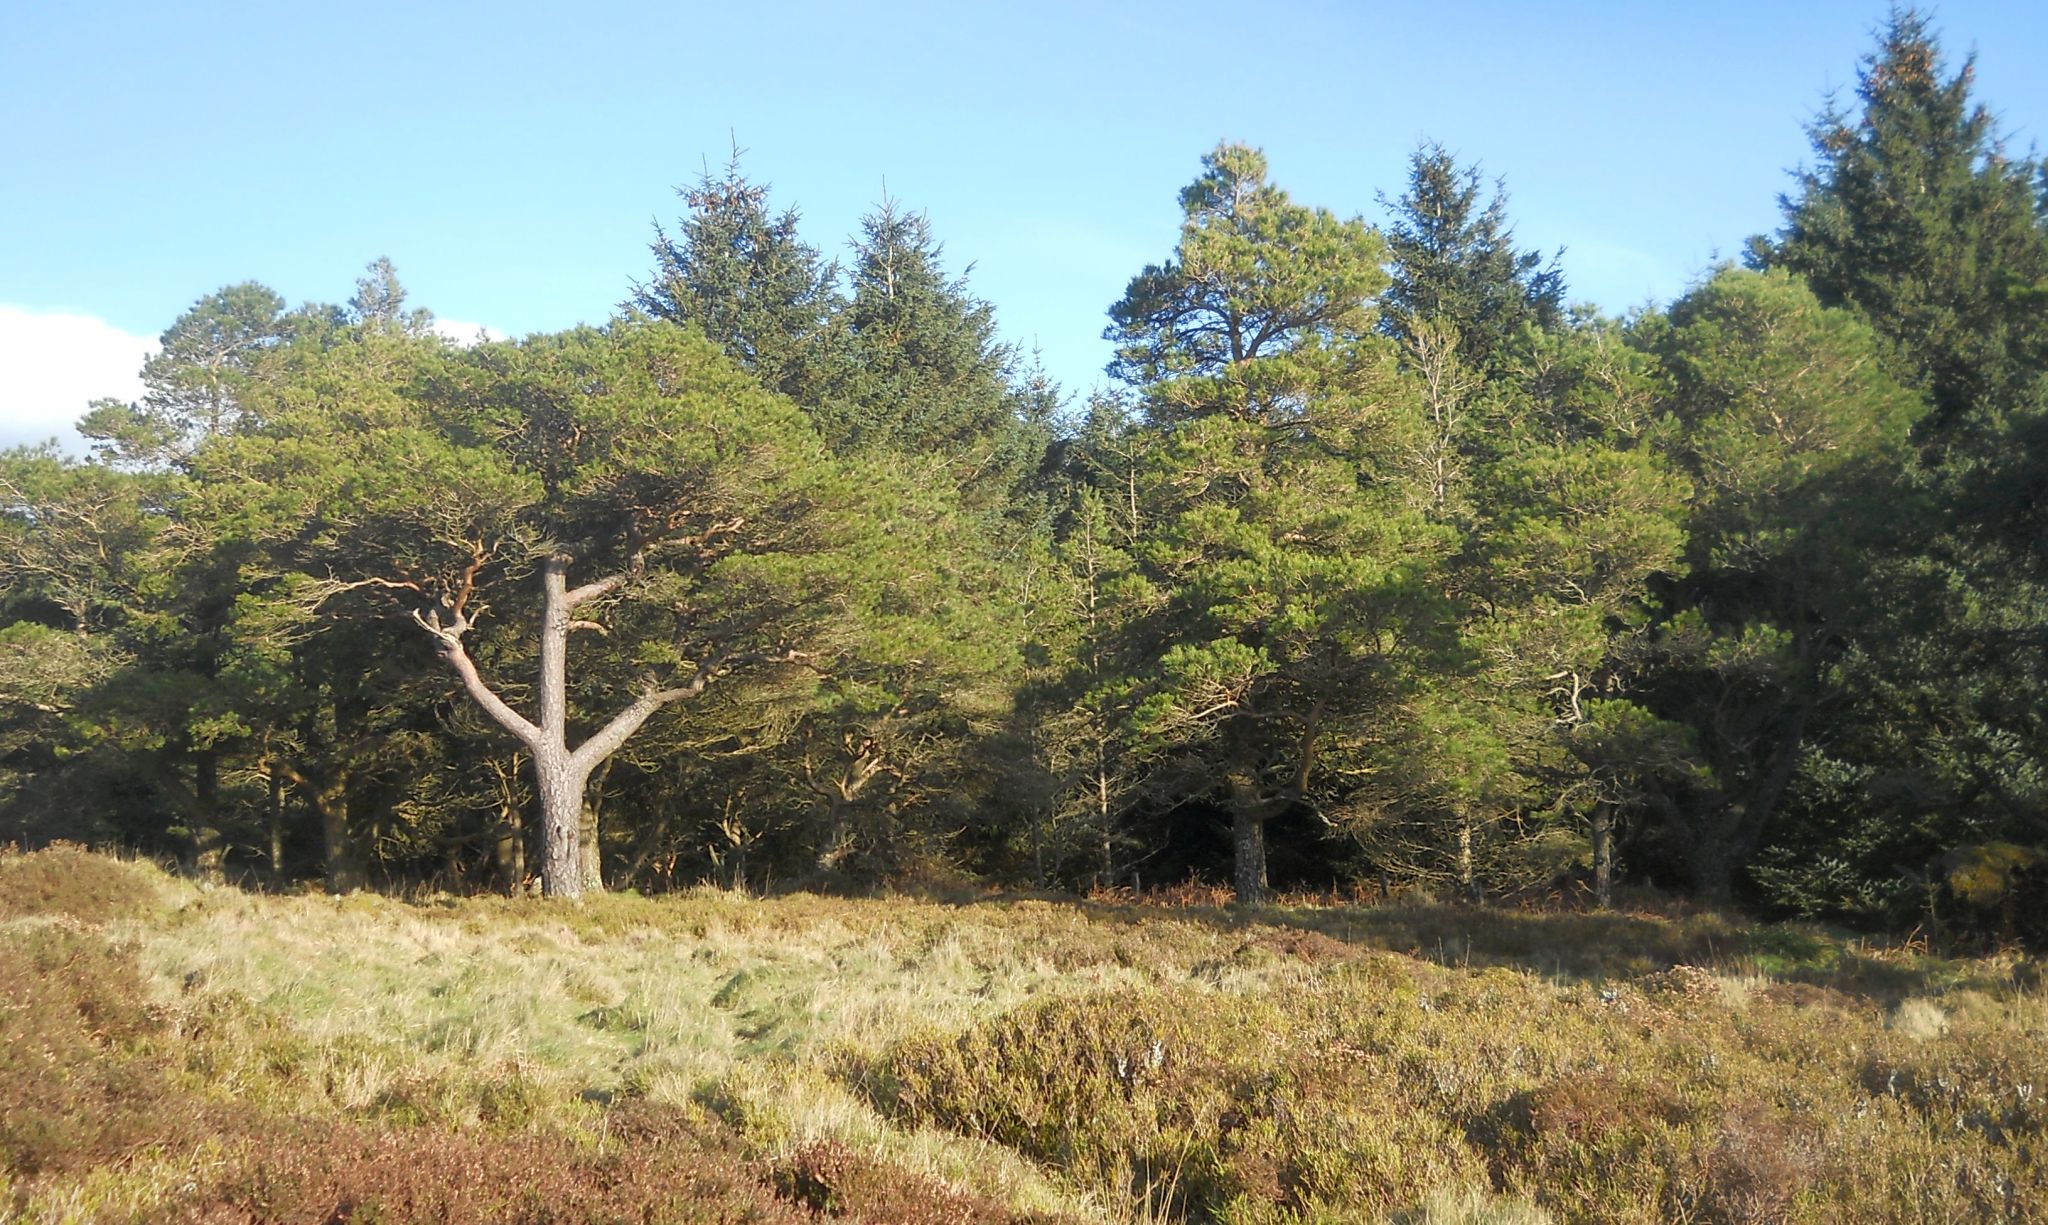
[3,847,2043,1223]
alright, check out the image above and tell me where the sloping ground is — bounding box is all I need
[2,846,2042,1223]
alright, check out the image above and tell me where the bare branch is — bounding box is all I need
[564,546,647,608]
[448,542,490,622]
[408,608,541,749]
[568,645,810,773]
[308,574,424,607]
[564,569,632,608]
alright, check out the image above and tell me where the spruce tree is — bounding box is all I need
[1757,8,2048,429]
[818,195,1048,511]
[631,153,841,403]
[1379,144,1564,373]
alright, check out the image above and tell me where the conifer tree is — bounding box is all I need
[1757,8,2048,428]
[1108,143,1445,904]
[1747,12,2048,932]
[631,154,841,403]
[76,283,292,468]
[1639,268,1923,899]
[1380,145,1564,372]
[818,195,1049,513]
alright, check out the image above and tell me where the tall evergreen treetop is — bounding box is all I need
[349,256,435,337]
[1106,143,1388,425]
[1757,8,2048,425]
[819,196,1027,465]
[630,154,841,402]
[1105,145,1442,903]
[1379,144,1565,371]
[76,282,291,468]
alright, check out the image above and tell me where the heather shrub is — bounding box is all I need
[9,850,2048,1223]
[0,922,176,1177]
[0,843,165,922]
[1696,1097,1820,1224]
[186,1111,812,1225]
[867,978,1494,1221]
[768,1138,1064,1223]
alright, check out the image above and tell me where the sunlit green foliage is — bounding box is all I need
[0,8,2044,941]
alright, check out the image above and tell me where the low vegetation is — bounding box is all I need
[5,846,2043,1222]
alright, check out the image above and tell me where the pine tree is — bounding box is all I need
[348,256,436,337]
[76,283,292,468]
[1107,143,1446,904]
[1400,318,1690,906]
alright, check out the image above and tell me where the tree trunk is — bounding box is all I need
[1456,818,1476,903]
[1232,805,1269,905]
[493,803,525,893]
[1690,833,1736,906]
[578,798,603,894]
[1226,769,1272,906]
[1095,747,1115,890]
[486,753,527,892]
[577,759,611,894]
[816,792,852,874]
[319,798,355,891]
[1031,803,1046,889]
[190,749,225,878]
[313,771,365,893]
[535,749,593,899]
[420,552,724,901]
[1591,804,1614,909]
[267,763,287,881]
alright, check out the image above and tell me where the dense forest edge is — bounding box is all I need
[4,10,2046,947]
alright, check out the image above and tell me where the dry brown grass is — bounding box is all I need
[3,846,2042,1223]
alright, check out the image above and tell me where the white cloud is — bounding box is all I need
[0,310,509,452]
[0,305,158,452]
[431,317,506,347]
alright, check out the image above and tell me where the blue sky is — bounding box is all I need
[4,1,2045,447]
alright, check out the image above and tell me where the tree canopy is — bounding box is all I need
[5,9,2045,940]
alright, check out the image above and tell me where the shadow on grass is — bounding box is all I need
[968,889,2004,1001]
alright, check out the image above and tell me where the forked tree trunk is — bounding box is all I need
[415,552,735,900]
